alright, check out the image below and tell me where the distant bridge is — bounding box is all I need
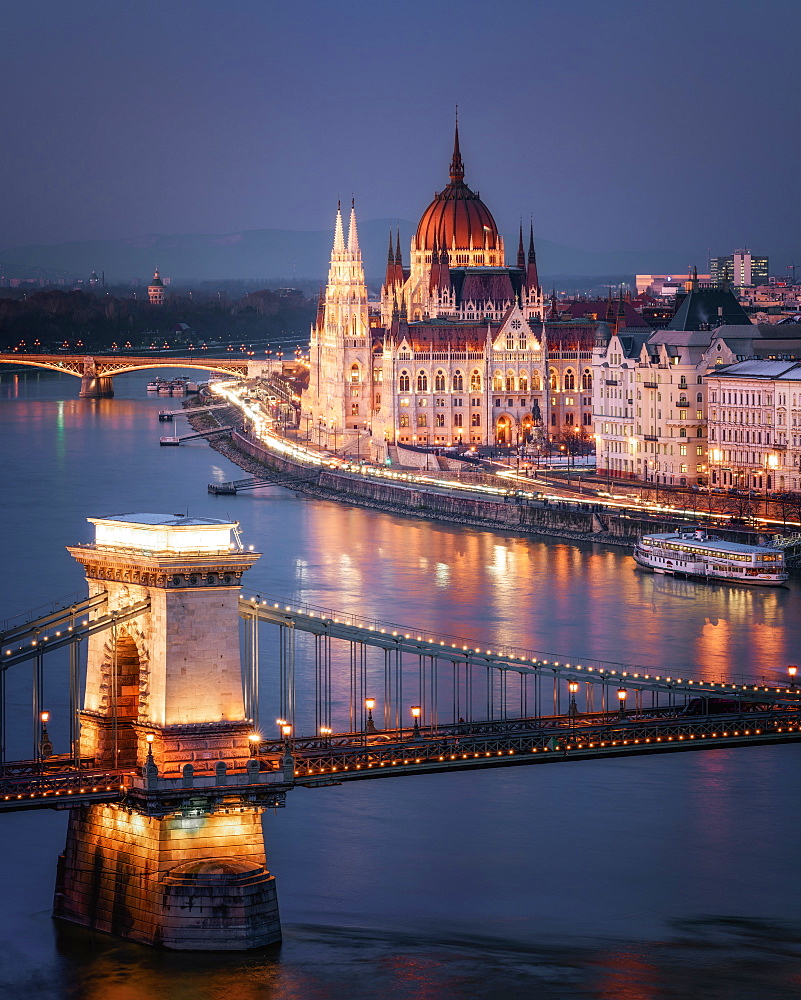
[0,353,249,397]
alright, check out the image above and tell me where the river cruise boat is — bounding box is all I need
[634,531,788,586]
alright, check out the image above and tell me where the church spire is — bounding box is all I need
[527,222,539,291]
[347,199,360,254]
[449,110,464,183]
[517,224,525,269]
[332,201,345,254]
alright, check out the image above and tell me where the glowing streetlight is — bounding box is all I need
[789,665,798,688]
[617,687,627,718]
[568,681,579,722]
[365,697,377,735]
[411,705,421,737]
[39,710,52,760]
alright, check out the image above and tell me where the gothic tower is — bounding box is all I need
[302,202,372,452]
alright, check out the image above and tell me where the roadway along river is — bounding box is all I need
[1,368,801,999]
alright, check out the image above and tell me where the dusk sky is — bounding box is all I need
[3,0,800,263]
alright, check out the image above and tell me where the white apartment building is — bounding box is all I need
[706,360,801,493]
[593,329,709,485]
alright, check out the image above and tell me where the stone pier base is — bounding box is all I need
[79,374,114,398]
[53,802,281,950]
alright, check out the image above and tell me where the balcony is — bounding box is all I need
[605,379,619,386]
[643,381,658,389]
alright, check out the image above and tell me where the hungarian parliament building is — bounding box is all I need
[301,125,602,459]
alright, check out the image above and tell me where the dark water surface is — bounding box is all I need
[2,368,801,999]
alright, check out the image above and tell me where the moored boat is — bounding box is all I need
[633,530,788,586]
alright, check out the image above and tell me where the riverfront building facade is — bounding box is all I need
[301,125,598,457]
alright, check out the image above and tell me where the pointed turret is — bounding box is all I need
[436,243,451,296]
[450,115,464,183]
[395,231,403,268]
[333,201,345,255]
[385,230,396,290]
[517,224,525,269]
[526,224,540,290]
[347,199,360,255]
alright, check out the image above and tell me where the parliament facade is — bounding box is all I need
[301,125,597,457]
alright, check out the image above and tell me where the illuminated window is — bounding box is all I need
[417,413,427,427]
[471,413,481,427]
[470,370,481,391]
[400,415,409,427]
[493,371,503,391]
[519,372,528,392]
[505,370,515,391]
[350,363,360,383]
[351,403,359,415]
[435,413,445,427]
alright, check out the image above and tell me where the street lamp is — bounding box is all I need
[248,732,261,756]
[365,697,377,735]
[411,705,421,737]
[568,681,579,724]
[281,723,292,742]
[617,687,627,719]
[320,726,332,745]
[39,710,52,760]
[789,665,798,688]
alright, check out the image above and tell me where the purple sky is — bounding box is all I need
[2,0,800,263]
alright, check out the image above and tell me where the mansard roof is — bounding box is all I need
[668,282,750,330]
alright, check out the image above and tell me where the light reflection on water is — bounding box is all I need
[0,369,800,999]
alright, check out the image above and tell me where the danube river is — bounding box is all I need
[1,368,801,999]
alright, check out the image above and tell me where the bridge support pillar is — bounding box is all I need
[79,374,114,398]
[54,513,281,950]
[54,801,280,949]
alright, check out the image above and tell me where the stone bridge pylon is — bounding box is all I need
[53,513,282,950]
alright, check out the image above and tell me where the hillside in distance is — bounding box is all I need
[0,221,700,285]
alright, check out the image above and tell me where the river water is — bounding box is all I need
[1,368,801,999]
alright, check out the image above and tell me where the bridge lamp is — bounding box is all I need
[248,732,261,756]
[281,724,292,740]
[617,687,627,718]
[568,682,579,721]
[411,705,421,736]
[364,698,377,735]
[789,665,798,687]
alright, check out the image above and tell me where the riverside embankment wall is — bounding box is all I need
[225,429,680,547]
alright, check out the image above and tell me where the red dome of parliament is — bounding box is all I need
[415,125,500,252]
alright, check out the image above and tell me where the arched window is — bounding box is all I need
[697,393,703,403]
[453,370,464,391]
[454,413,463,427]
[471,413,481,427]
[505,370,515,392]
[696,427,703,437]
[435,413,445,427]
[434,370,446,392]
[531,371,541,391]
[400,414,409,427]
[350,363,360,384]
[493,371,504,391]
[582,369,592,391]
[565,412,574,425]
[549,367,558,392]
[519,372,528,392]
[351,403,359,415]
[506,332,515,350]
[399,370,410,393]
[416,370,428,393]
[417,413,427,427]
[470,370,481,392]
[564,369,575,391]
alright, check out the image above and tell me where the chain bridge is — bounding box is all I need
[1,513,799,950]
[0,353,249,397]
